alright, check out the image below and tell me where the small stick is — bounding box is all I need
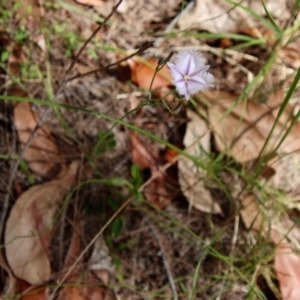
[142,212,178,300]
[64,0,124,79]
[66,42,153,82]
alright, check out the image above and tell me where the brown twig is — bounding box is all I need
[66,42,153,82]
[64,0,124,79]
[142,212,178,300]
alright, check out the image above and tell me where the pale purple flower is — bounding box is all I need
[167,50,214,100]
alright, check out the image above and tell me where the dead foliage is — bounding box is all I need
[13,98,65,178]
[1,0,300,299]
[130,132,172,208]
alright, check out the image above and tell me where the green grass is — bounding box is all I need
[1,0,300,299]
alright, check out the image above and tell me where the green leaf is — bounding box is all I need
[1,50,9,62]
[87,48,98,59]
[26,5,33,14]
[107,197,119,210]
[111,217,123,238]
[19,160,29,173]
[27,175,35,185]
[131,163,140,180]
[14,28,29,42]
[93,131,116,157]
[13,1,21,10]
[113,257,122,270]
[261,0,282,38]
[105,236,113,249]
[109,177,131,187]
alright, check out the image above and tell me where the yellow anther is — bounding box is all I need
[183,74,191,81]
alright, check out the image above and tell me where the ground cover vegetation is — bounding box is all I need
[0,0,300,299]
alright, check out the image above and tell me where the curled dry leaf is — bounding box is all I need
[178,109,221,214]
[88,235,113,285]
[62,216,84,270]
[13,100,64,178]
[120,57,174,101]
[130,132,172,208]
[127,57,172,90]
[203,90,300,164]
[5,162,78,285]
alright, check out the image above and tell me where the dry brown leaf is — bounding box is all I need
[88,235,113,285]
[18,280,46,300]
[20,289,46,300]
[58,221,110,300]
[123,57,173,101]
[178,109,221,214]
[127,57,172,89]
[203,91,300,164]
[63,216,83,270]
[130,133,172,208]
[240,193,264,232]
[274,243,300,300]
[130,132,160,171]
[13,100,64,178]
[240,193,281,242]
[5,162,78,285]
[177,0,289,32]
[58,272,107,300]
[280,42,300,69]
[75,0,105,5]
[203,87,300,299]
[143,179,172,209]
[265,154,300,199]
[240,193,300,300]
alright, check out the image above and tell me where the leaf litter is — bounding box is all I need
[1,0,300,299]
[130,132,172,208]
[57,217,111,300]
[5,162,78,285]
[13,99,65,179]
[178,109,221,214]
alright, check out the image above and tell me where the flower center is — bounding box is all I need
[183,74,191,81]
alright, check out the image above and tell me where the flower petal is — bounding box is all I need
[187,72,214,95]
[167,49,214,100]
[175,51,192,75]
[189,65,210,77]
[186,80,203,95]
[167,62,184,83]
[201,72,215,88]
[174,79,190,100]
[177,50,206,74]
